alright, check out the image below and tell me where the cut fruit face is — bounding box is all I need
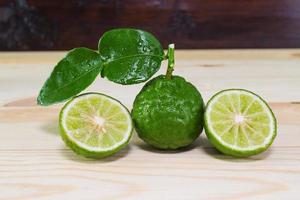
[59,93,133,158]
[204,89,277,157]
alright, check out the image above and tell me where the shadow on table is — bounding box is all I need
[133,132,200,154]
[41,121,272,162]
[198,136,273,162]
[41,120,131,163]
[41,120,59,135]
[59,145,131,163]
[135,132,272,161]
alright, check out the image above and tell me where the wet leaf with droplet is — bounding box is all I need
[37,48,103,106]
[98,29,164,85]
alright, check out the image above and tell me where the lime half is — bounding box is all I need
[204,89,277,157]
[59,93,133,158]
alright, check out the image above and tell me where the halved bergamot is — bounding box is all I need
[204,89,277,157]
[59,93,133,158]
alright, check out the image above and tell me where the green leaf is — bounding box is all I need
[98,28,164,85]
[37,48,103,106]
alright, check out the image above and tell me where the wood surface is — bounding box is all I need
[0,49,300,199]
[1,0,300,50]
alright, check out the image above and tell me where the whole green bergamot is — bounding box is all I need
[132,75,204,150]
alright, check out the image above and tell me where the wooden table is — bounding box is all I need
[1,50,299,200]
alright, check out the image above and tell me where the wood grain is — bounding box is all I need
[0,50,300,200]
[1,0,300,50]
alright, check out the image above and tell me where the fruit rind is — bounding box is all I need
[204,89,277,157]
[59,92,133,159]
[132,75,205,150]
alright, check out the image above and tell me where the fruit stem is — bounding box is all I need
[166,43,175,80]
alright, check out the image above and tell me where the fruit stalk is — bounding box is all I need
[166,44,175,80]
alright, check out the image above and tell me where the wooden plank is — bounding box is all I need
[0,50,300,199]
[1,103,299,150]
[0,50,300,104]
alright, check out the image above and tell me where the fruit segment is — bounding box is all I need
[59,93,133,158]
[204,89,277,157]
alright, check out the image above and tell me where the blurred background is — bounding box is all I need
[1,0,300,50]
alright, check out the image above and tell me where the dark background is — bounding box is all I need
[1,0,300,50]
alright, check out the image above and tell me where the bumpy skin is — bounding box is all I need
[132,75,205,150]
